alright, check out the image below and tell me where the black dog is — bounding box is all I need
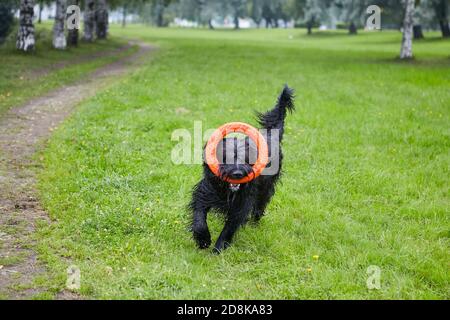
[190,85,295,253]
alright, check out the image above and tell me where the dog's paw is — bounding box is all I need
[193,226,211,249]
[252,210,265,223]
[213,240,231,254]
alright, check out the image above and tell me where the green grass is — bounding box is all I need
[36,26,449,299]
[0,24,135,115]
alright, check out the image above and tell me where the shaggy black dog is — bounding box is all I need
[190,85,295,253]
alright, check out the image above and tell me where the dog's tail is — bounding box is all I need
[257,85,295,141]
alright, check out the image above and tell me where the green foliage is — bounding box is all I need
[112,0,448,32]
[36,26,450,299]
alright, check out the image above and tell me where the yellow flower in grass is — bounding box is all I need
[313,255,319,260]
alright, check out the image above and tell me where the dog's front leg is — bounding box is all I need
[190,180,214,249]
[214,201,252,253]
[192,207,211,249]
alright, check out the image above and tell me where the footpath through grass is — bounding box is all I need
[37,27,449,299]
[0,24,135,115]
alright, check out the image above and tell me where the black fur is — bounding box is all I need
[189,85,295,253]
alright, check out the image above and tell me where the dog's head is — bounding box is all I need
[215,136,257,191]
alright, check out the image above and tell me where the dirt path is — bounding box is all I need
[28,42,134,80]
[0,41,156,299]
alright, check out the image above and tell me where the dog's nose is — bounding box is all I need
[230,170,245,179]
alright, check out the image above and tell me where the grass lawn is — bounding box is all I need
[0,24,135,115]
[36,26,449,299]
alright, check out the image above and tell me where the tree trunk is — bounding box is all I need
[53,0,67,49]
[96,0,108,39]
[208,19,214,30]
[413,24,424,39]
[38,0,43,23]
[307,21,312,35]
[68,27,79,47]
[157,10,163,27]
[68,0,79,46]
[83,0,95,42]
[234,15,239,29]
[122,4,127,28]
[16,0,35,52]
[349,22,357,35]
[156,0,164,27]
[439,19,450,37]
[434,0,450,38]
[400,0,414,59]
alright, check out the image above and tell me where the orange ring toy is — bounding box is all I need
[205,122,269,184]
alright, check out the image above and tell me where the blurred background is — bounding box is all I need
[1,0,449,44]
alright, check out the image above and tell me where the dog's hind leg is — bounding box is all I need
[214,200,252,253]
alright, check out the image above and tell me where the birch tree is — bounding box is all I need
[230,0,246,29]
[400,0,415,59]
[304,0,325,35]
[251,0,263,27]
[0,0,16,44]
[38,0,43,23]
[17,0,35,52]
[53,0,67,49]
[96,0,108,39]
[68,0,80,46]
[154,0,165,27]
[83,0,95,41]
[121,2,128,27]
[431,0,450,37]
[413,1,427,39]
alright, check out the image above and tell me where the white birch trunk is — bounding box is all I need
[400,0,415,59]
[53,0,67,50]
[16,0,35,52]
